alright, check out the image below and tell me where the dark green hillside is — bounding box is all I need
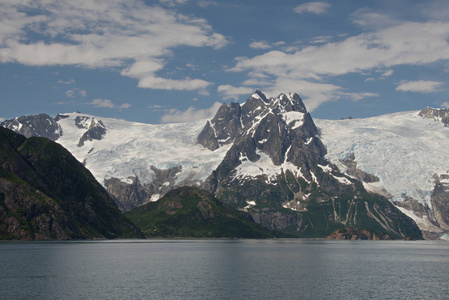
[0,127,143,240]
[125,186,277,238]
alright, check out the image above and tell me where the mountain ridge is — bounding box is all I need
[2,92,446,238]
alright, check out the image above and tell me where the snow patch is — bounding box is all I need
[332,174,352,185]
[282,111,304,129]
[318,164,332,173]
[234,150,308,184]
[150,194,161,202]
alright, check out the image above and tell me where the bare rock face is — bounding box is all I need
[76,118,107,147]
[340,154,380,183]
[1,113,62,140]
[418,107,449,126]
[431,174,449,231]
[105,165,189,212]
[394,174,449,239]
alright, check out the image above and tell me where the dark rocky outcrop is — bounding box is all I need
[0,113,62,140]
[340,154,380,183]
[418,107,449,126]
[430,174,449,232]
[77,118,107,147]
[0,127,143,240]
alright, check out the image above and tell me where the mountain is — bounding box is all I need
[198,92,421,239]
[0,127,143,240]
[2,91,443,239]
[125,186,276,238]
[316,108,449,239]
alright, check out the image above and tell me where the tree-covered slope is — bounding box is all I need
[0,127,143,240]
[125,186,277,238]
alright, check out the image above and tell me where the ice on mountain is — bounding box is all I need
[316,111,449,206]
[55,112,231,188]
[282,111,304,129]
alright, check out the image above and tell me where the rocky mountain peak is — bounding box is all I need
[0,113,62,140]
[202,90,328,193]
[418,107,449,126]
[197,91,317,153]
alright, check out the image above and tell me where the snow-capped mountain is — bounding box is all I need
[316,109,449,239]
[2,91,446,239]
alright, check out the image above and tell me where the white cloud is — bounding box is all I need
[441,101,449,108]
[351,10,400,30]
[137,76,212,95]
[161,102,222,123]
[159,0,188,7]
[198,0,218,7]
[0,0,227,94]
[294,2,331,15]
[89,98,131,110]
[57,79,76,85]
[395,80,444,93]
[309,36,333,44]
[229,20,449,110]
[148,104,163,109]
[65,88,87,98]
[218,85,254,100]
[90,99,116,108]
[340,92,379,102]
[382,69,394,77]
[233,22,449,78]
[0,117,5,122]
[119,103,131,110]
[250,41,271,50]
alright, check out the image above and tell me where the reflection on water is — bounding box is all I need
[1,239,449,299]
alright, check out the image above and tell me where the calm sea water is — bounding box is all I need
[1,239,448,299]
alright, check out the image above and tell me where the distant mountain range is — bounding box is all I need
[3,91,447,239]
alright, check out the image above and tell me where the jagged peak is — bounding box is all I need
[418,107,449,126]
[251,90,269,103]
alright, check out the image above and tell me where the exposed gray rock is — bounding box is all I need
[77,119,106,147]
[1,113,62,140]
[431,174,449,231]
[105,165,194,212]
[341,154,380,183]
[418,107,449,126]
[197,121,219,151]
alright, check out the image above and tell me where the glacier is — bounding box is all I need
[316,111,449,208]
[56,112,231,187]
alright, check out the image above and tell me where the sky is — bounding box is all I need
[1,0,449,124]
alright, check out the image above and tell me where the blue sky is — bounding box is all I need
[1,0,449,124]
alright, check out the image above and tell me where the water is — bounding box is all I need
[1,239,449,299]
